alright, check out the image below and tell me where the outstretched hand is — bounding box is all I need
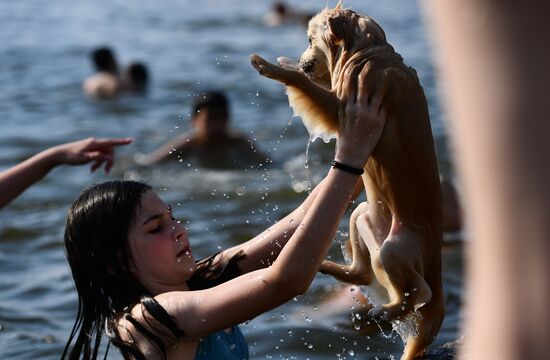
[335,72,388,169]
[51,137,133,174]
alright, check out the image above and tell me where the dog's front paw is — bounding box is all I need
[250,54,280,79]
[250,54,302,85]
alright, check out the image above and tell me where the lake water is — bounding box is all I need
[0,0,463,359]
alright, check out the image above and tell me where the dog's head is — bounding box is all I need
[299,4,388,89]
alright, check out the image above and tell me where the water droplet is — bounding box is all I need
[304,139,312,169]
[404,292,409,297]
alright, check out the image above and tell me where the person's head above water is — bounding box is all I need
[91,47,119,74]
[122,62,149,93]
[63,180,195,357]
[273,1,289,16]
[191,90,230,138]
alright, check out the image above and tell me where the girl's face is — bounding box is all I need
[127,190,195,294]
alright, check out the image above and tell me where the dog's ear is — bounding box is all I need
[326,11,356,50]
[327,11,387,51]
[357,16,387,46]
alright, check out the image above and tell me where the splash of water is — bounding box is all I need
[391,311,422,344]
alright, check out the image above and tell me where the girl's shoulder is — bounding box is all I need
[115,297,190,359]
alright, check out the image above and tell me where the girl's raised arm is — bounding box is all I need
[149,74,388,339]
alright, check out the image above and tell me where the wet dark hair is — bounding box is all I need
[91,47,118,74]
[62,180,151,359]
[191,90,229,118]
[62,180,245,359]
[273,2,288,16]
[126,62,149,92]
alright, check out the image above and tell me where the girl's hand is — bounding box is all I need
[335,71,388,169]
[50,137,133,174]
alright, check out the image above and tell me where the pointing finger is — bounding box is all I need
[93,137,134,148]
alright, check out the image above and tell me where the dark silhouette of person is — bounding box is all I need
[137,90,270,170]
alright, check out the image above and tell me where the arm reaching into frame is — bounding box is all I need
[0,137,132,209]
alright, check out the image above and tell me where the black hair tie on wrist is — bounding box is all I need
[331,160,364,175]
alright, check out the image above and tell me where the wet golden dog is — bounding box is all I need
[251,4,444,359]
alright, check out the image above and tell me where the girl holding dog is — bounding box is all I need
[62,77,387,360]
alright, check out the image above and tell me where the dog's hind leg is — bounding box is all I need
[401,293,446,360]
[320,202,373,286]
[368,233,432,321]
[400,322,433,360]
[367,270,431,321]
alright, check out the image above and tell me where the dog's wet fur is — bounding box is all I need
[251,3,444,359]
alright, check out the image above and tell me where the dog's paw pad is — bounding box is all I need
[250,54,265,65]
[250,55,271,75]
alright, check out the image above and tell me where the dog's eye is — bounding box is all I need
[308,37,312,46]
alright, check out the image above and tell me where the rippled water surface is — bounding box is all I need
[0,0,462,359]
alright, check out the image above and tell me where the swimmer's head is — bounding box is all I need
[91,47,119,74]
[64,180,152,315]
[191,90,230,137]
[273,2,288,16]
[123,62,149,93]
[63,180,197,358]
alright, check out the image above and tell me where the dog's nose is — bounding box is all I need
[300,60,315,74]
